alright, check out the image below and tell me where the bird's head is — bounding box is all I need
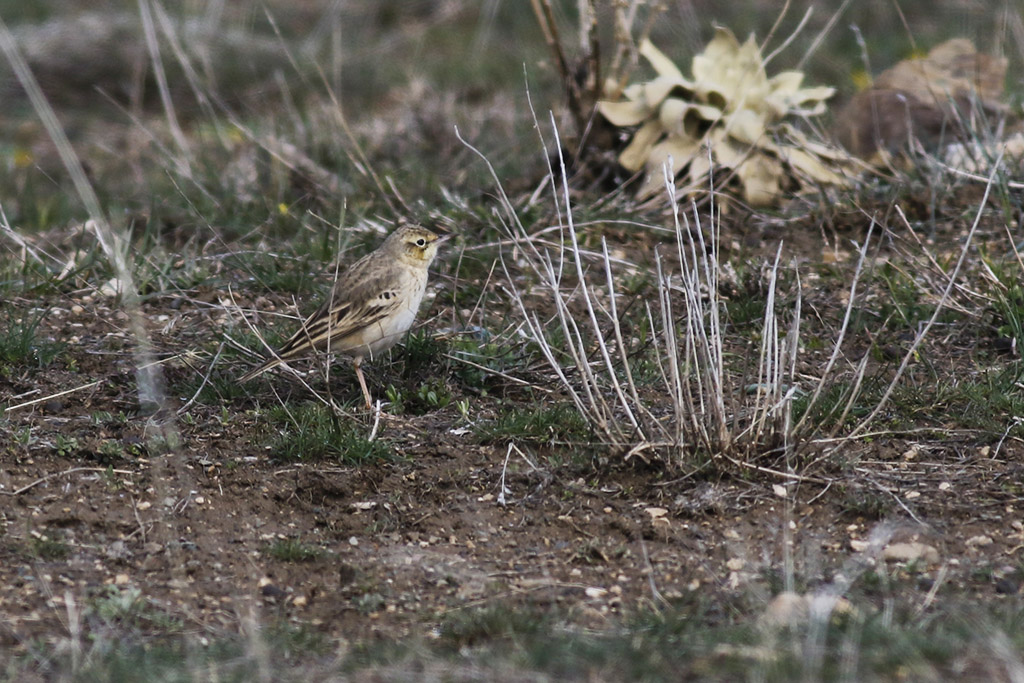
[389,224,449,266]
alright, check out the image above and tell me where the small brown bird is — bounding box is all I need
[239,224,448,408]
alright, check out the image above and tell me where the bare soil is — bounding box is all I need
[2,242,1023,656]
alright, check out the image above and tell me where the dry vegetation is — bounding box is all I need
[2,1,1024,680]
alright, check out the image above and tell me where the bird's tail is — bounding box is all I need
[238,357,284,383]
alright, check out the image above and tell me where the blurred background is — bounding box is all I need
[0,0,1019,233]
[2,1,1019,107]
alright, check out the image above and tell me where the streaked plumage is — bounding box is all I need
[239,224,448,408]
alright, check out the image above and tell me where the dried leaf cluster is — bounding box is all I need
[598,27,850,206]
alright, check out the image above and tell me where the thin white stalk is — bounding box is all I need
[645,293,679,445]
[601,237,644,435]
[138,0,192,176]
[548,113,634,442]
[458,123,628,441]
[783,269,802,437]
[150,1,225,143]
[453,127,603,428]
[669,193,721,453]
[693,202,725,399]
[667,245,699,437]
[0,16,179,443]
[825,353,871,440]
[554,281,611,431]
[684,199,730,439]
[655,252,686,448]
[848,154,1002,439]
[522,66,566,282]
[753,244,784,446]
[521,308,587,417]
[793,223,874,434]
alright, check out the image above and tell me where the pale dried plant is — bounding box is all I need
[459,116,910,471]
[597,27,851,204]
[468,126,835,471]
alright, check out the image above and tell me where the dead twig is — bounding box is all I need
[4,381,104,413]
[177,341,225,414]
[1,467,135,497]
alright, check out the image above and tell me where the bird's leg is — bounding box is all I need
[353,357,373,410]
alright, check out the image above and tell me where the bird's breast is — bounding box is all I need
[361,269,429,359]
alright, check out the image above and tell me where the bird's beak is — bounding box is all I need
[435,233,453,245]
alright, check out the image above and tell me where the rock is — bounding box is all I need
[260,583,287,600]
[882,542,940,565]
[337,564,357,586]
[106,541,130,560]
[761,591,857,630]
[761,592,808,628]
[834,39,1007,161]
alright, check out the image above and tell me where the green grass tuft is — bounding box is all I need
[0,307,63,371]
[30,536,70,560]
[476,403,589,445]
[437,605,547,651]
[266,538,323,563]
[265,402,392,463]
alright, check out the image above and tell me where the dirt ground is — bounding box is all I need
[2,280,1024,656]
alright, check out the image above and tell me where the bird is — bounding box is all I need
[238,224,449,409]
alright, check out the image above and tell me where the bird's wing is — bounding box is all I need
[274,267,405,360]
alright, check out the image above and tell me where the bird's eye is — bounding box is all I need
[415,238,426,247]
